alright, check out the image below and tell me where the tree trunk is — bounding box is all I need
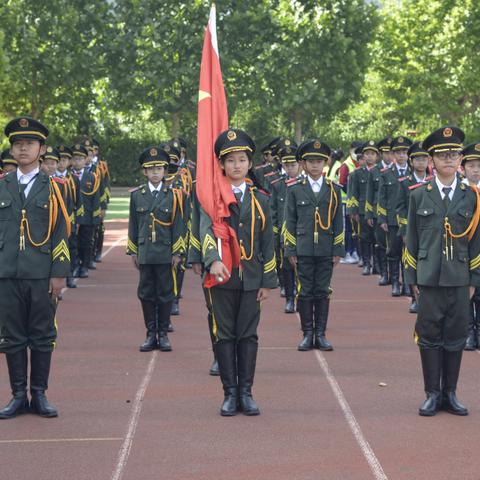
[294,110,302,143]
[172,112,180,138]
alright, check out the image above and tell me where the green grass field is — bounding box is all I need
[106,195,130,220]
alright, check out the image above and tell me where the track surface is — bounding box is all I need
[1,220,480,480]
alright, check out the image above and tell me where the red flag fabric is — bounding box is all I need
[196,5,240,288]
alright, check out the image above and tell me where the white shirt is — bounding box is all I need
[231,182,247,202]
[381,160,390,169]
[17,166,40,198]
[149,181,163,195]
[435,176,457,201]
[308,175,323,193]
[413,172,427,183]
[73,168,84,180]
[396,164,408,177]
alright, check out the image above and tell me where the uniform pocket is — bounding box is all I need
[418,249,428,260]
[0,199,12,220]
[416,207,434,229]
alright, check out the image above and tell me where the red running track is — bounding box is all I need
[1,220,479,480]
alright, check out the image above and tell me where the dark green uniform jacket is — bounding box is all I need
[75,169,101,226]
[283,177,345,258]
[127,184,186,264]
[269,174,288,241]
[0,171,70,279]
[404,180,480,287]
[199,185,277,291]
[187,183,202,264]
[377,164,411,226]
[347,166,371,216]
[365,162,388,221]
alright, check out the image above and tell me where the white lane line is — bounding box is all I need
[294,312,387,479]
[0,437,122,444]
[101,235,127,260]
[110,351,158,480]
[313,350,388,480]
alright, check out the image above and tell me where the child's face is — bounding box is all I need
[381,151,392,164]
[412,155,429,175]
[283,161,300,178]
[40,159,58,176]
[72,155,86,170]
[363,150,378,166]
[221,151,251,183]
[393,149,408,166]
[57,156,69,172]
[432,150,462,178]
[463,159,480,185]
[304,157,326,179]
[144,165,165,185]
[10,139,46,167]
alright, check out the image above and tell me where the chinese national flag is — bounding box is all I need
[196,4,240,288]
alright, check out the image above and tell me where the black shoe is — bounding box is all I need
[66,277,77,288]
[139,334,157,352]
[378,274,389,286]
[237,340,260,416]
[391,282,401,296]
[0,350,29,419]
[170,300,180,316]
[418,348,442,417]
[167,322,174,333]
[390,260,401,296]
[298,333,314,351]
[158,333,172,352]
[94,253,102,263]
[88,261,97,270]
[30,391,58,418]
[72,266,81,278]
[442,391,468,416]
[409,299,418,314]
[78,267,89,278]
[284,298,295,314]
[419,392,442,417]
[465,333,476,351]
[362,264,371,276]
[280,287,286,298]
[209,359,220,376]
[215,342,238,416]
[30,350,58,418]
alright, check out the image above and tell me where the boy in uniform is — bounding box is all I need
[284,139,345,351]
[0,117,70,419]
[404,126,480,417]
[126,147,185,352]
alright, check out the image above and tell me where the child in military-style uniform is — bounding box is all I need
[377,136,413,296]
[1,149,18,175]
[126,147,186,352]
[459,143,480,351]
[396,142,432,314]
[0,117,70,419]
[347,141,379,276]
[270,144,301,313]
[199,129,277,417]
[71,144,101,279]
[404,126,480,417]
[284,139,345,351]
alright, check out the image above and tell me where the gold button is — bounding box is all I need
[424,210,427,214]
[239,223,243,227]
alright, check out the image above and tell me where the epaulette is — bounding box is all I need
[398,176,411,182]
[129,184,145,193]
[425,175,434,182]
[254,163,269,171]
[286,178,299,187]
[408,182,425,191]
[380,167,390,173]
[245,177,253,185]
[270,176,284,186]
[264,171,278,178]
[51,177,66,185]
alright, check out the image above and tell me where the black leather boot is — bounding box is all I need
[418,348,442,416]
[157,301,173,351]
[237,339,260,415]
[465,301,476,350]
[475,298,480,350]
[390,260,401,297]
[30,350,58,418]
[139,301,157,352]
[372,247,380,275]
[442,350,468,415]
[297,298,314,351]
[66,276,77,288]
[209,354,220,376]
[377,248,389,286]
[0,350,29,419]
[215,341,238,416]
[88,260,97,270]
[361,241,371,275]
[170,299,180,316]
[285,298,295,314]
[401,266,411,296]
[314,298,333,351]
[409,298,418,314]
[283,267,295,313]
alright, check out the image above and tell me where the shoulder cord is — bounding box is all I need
[443,187,480,260]
[239,190,266,261]
[314,182,339,243]
[150,191,178,242]
[81,170,101,196]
